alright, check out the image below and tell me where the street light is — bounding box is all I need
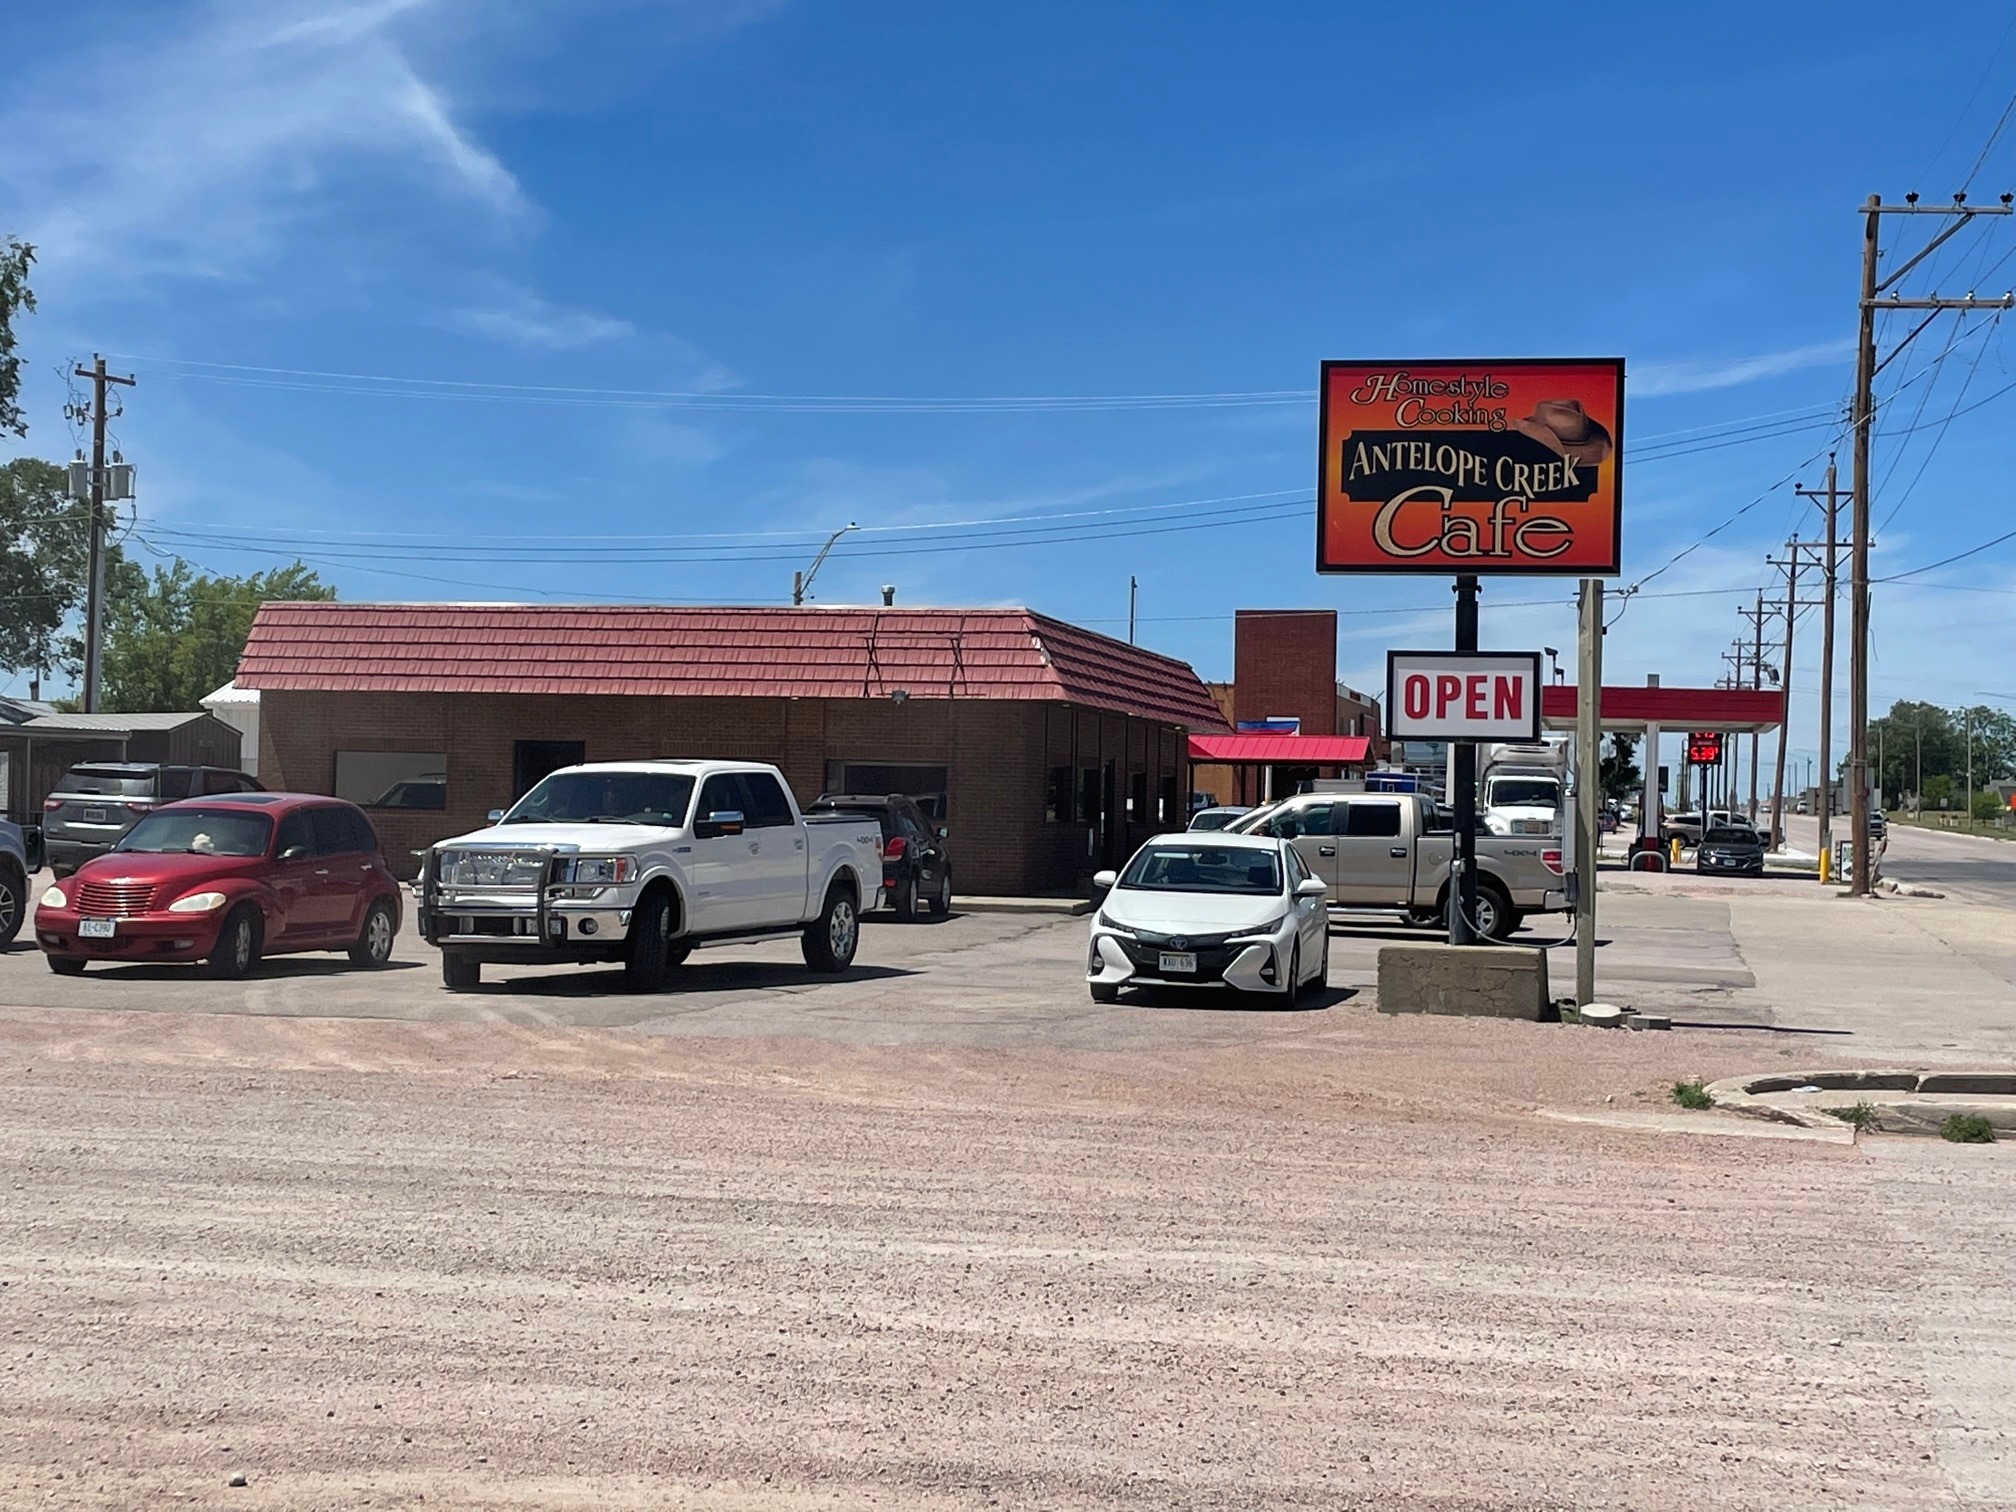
[1543,646,1562,684]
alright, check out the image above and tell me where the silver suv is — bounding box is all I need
[42,763,263,877]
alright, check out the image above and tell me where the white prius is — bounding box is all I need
[1086,832,1330,1004]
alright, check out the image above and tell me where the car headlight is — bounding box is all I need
[167,892,228,914]
[1232,914,1291,939]
[567,855,637,886]
[1094,911,1135,937]
[39,885,66,909]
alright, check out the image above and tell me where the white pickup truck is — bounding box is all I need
[417,760,883,992]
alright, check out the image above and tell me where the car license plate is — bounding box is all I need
[79,918,116,939]
[1158,951,1196,973]
[83,807,107,823]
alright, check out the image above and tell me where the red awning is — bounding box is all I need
[1188,734,1374,764]
[1539,685,1784,733]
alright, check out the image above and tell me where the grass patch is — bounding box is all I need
[1941,1114,1998,1144]
[1824,1102,1881,1132]
[1672,1080,1714,1111]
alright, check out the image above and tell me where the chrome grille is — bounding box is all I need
[436,849,551,890]
[74,880,157,917]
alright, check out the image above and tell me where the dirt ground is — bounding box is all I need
[3,977,2012,1512]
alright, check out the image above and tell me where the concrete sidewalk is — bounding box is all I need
[1555,875,2016,1064]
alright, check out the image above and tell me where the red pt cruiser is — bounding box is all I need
[35,793,404,978]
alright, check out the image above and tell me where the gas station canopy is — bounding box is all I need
[1539,685,1784,734]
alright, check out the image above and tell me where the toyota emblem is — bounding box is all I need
[1168,937,1189,950]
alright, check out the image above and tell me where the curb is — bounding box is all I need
[954,897,1095,917]
[1704,1068,2016,1135]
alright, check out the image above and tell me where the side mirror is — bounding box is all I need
[694,809,746,840]
[1296,877,1329,899]
[487,809,505,824]
[1092,869,1118,890]
[279,845,311,863]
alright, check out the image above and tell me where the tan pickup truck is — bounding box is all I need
[1229,790,1568,940]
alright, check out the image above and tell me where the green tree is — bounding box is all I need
[1599,733,1641,801]
[1972,791,2008,824]
[0,457,97,681]
[100,560,333,712]
[0,237,33,440]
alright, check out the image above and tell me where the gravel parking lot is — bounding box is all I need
[1,900,2012,1509]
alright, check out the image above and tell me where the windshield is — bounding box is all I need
[1487,778,1559,808]
[1120,843,1281,895]
[117,809,272,857]
[59,768,153,797]
[1704,827,1756,845]
[503,771,696,826]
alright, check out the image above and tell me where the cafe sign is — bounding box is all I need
[1317,358,1625,575]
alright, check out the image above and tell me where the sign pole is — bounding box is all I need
[1574,579,1602,1005]
[1449,574,1481,946]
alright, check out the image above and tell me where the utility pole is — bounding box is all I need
[70,355,136,714]
[1849,193,2014,893]
[1966,706,1975,832]
[1765,548,1801,849]
[1128,576,1138,645]
[1743,591,1767,822]
[1794,460,1841,857]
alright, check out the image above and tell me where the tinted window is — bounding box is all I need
[1704,827,1757,845]
[276,812,315,858]
[58,767,153,797]
[118,809,272,858]
[1271,803,1333,839]
[157,768,195,801]
[505,771,698,826]
[1120,843,1282,896]
[310,806,363,855]
[697,773,746,821]
[200,769,241,796]
[1344,802,1403,838]
[740,773,795,828]
[346,809,381,854]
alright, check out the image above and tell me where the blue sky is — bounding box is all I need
[6,0,2016,778]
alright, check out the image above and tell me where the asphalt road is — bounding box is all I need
[1785,814,2016,907]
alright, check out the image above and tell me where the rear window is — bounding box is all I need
[1704,827,1756,844]
[57,768,154,797]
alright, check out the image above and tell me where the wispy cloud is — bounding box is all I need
[1633,340,1853,398]
[449,283,635,349]
[0,0,525,280]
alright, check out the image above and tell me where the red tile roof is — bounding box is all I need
[238,603,1230,730]
[1188,734,1374,765]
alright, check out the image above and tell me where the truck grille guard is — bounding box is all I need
[420,845,572,946]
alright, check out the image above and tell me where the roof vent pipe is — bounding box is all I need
[881,585,896,606]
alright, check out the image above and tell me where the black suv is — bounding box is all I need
[42,763,264,877]
[807,793,952,918]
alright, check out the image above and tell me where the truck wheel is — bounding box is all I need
[894,874,919,921]
[1472,883,1516,943]
[625,890,676,993]
[0,862,23,949]
[802,884,859,973]
[442,952,480,991]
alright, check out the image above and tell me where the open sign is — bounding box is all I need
[1385,651,1543,742]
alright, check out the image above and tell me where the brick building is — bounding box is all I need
[1188,610,1387,806]
[236,604,1227,895]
